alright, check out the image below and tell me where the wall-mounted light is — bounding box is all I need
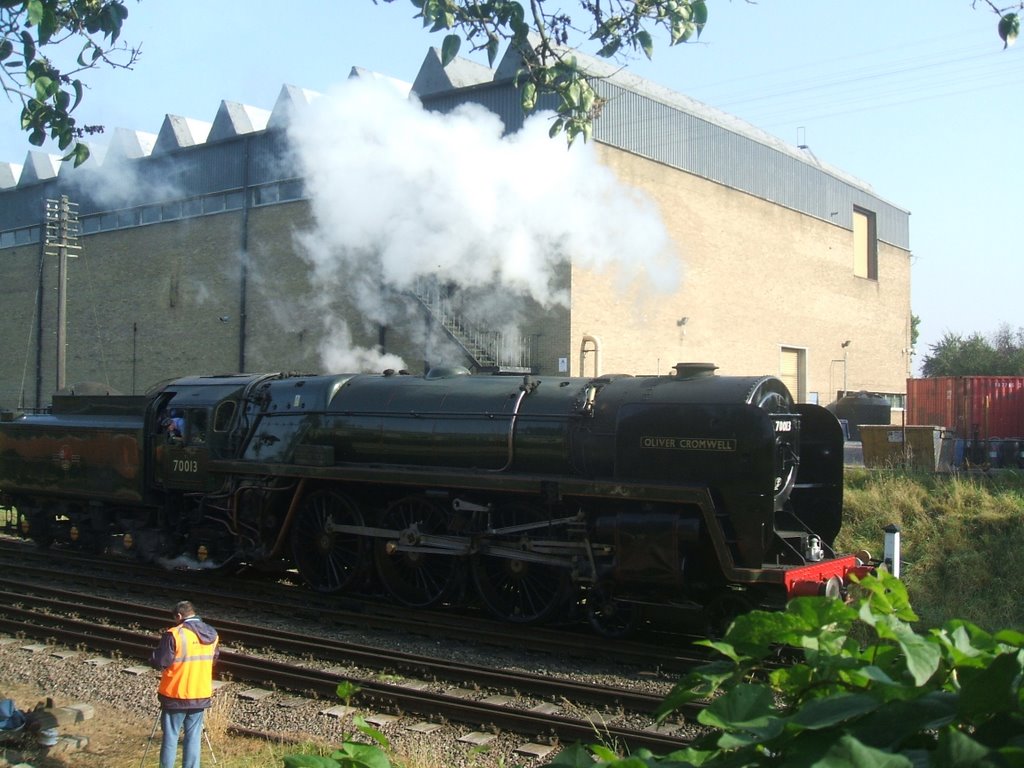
[676,316,689,327]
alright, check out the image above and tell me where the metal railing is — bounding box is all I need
[409,278,534,373]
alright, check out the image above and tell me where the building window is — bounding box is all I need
[203,194,225,214]
[224,190,244,210]
[853,206,878,280]
[159,201,180,220]
[182,198,202,217]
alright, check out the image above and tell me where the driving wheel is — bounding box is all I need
[374,496,463,607]
[290,489,367,593]
[471,503,574,624]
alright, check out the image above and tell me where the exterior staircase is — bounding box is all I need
[408,278,534,374]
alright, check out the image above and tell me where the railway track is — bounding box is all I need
[0,535,713,671]
[0,583,704,754]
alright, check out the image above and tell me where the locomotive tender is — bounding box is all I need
[0,362,865,630]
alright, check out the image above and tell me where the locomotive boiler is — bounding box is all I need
[0,362,864,631]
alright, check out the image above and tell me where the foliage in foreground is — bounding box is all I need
[282,681,395,768]
[542,571,1024,767]
[2,0,139,165]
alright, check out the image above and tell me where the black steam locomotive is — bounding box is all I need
[0,362,864,631]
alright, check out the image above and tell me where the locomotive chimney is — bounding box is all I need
[673,362,718,380]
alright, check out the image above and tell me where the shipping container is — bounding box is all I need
[906,376,1024,440]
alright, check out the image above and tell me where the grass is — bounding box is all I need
[838,467,1024,631]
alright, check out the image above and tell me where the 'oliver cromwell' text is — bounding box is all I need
[641,436,737,451]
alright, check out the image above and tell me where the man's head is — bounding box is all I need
[172,600,196,622]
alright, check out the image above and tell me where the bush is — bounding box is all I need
[542,571,1024,767]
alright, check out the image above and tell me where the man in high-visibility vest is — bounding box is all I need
[150,600,219,768]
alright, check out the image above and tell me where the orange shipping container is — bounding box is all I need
[906,376,1024,440]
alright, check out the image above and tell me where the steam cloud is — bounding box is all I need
[287,76,681,373]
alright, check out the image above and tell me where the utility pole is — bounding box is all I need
[44,196,81,391]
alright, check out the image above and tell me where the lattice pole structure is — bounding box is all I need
[44,196,81,391]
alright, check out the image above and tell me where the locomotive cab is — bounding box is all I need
[147,373,271,492]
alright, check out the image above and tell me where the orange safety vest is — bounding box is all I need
[157,623,218,701]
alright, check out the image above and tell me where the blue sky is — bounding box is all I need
[1,1,1020,376]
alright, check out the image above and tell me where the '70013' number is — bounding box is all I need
[172,458,199,473]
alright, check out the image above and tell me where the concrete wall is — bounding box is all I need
[567,145,912,401]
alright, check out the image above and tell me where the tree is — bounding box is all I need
[379,0,1024,144]
[1,0,137,166]
[4,2,1021,162]
[380,0,708,143]
[920,324,1024,377]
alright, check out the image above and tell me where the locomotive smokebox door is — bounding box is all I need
[161,445,210,490]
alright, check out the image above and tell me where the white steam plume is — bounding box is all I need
[287,76,680,372]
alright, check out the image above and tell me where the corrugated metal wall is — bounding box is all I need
[907,376,1024,439]
[0,131,294,231]
[421,79,909,250]
[1,76,909,251]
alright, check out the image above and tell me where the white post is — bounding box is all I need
[883,524,901,578]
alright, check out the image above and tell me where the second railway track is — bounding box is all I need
[0,581,707,755]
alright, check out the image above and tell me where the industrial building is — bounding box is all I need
[0,44,911,411]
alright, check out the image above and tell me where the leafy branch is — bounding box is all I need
[378,0,708,143]
[1,0,139,165]
[973,0,1023,47]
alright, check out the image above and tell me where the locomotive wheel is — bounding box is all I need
[290,489,367,593]
[374,496,463,608]
[471,503,573,624]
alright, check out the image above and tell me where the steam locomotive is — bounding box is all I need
[0,362,865,632]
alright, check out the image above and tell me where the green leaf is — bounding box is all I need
[37,5,57,45]
[33,75,54,100]
[0,39,12,61]
[329,741,393,768]
[848,693,958,750]
[282,756,341,768]
[335,680,360,701]
[698,683,785,741]
[485,33,499,66]
[636,30,654,59]
[589,744,620,760]
[693,1,709,27]
[992,628,1024,648]
[440,33,460,66]
[790,693,881,730]
[21,30,36,65]
[26,0,44,26]
[540,743,598,767]
[937,727,993,767]
[999,13,1019,48]
[520,81,537,111]
[897,629,942,687]
[62,142,90,167]
[817,734,915,768]
[353,715,389,750]
[957,652,1024,721]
